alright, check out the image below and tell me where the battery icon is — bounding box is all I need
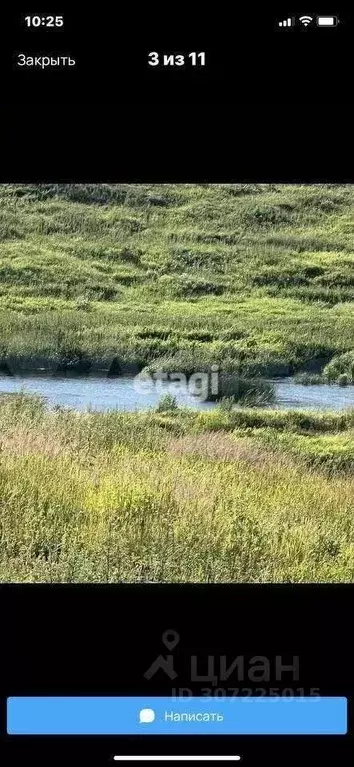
[316,16,338,26]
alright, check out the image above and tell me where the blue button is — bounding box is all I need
[7,696,348,736]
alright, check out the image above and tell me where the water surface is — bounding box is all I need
[0,374,353,412]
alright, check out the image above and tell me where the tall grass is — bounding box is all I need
[0,394,353,583]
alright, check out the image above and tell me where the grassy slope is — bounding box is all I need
[0,184,353,583]
[0,183,353,378]
[0,395,353,583]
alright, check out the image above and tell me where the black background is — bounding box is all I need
[0,8,352,182]
[0,8,352,104]
[0,7,353,766]
[1,585,353,765]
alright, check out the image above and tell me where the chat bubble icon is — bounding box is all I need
[139,708,155,724]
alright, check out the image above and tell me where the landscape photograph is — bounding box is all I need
[0,183,353,582]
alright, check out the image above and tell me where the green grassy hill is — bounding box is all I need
[0,183,353,380]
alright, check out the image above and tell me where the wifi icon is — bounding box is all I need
[299,15,313,26]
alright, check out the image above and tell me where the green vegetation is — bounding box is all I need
[0,184,353,380]
[0,184,353,583]
[0,394,353,582]
[295,352,354,386]
[323,351,354,384]
[155,393,179,412]
[293,372,324,385]
[206,375,275,405]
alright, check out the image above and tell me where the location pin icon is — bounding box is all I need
[162,629,180,651]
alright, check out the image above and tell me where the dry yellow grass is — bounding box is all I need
[167,432,275,464]
[0,396,353,583]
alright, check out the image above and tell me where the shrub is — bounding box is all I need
[218,397,235,412]
[294,373,324,386]
[324,352,354,384]
[156,393,178,412]
[208,375,276,407]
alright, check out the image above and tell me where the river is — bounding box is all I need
[0,374,353,412]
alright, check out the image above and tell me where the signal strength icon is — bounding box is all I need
[278,17,294,27]
[299,15,313,26]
